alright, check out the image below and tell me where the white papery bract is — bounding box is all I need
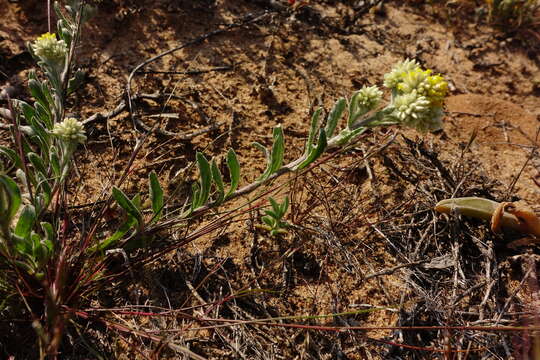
[52,118,86,144]
[31,33,68,66]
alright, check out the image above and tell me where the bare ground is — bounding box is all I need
[1,0,540,358]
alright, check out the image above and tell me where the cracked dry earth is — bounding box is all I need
[1,0,540,358]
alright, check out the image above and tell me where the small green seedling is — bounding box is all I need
[260,197,290,237]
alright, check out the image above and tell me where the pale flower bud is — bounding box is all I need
[53,118,86,144]
[391,91,444,133]
[383,58,419,90]
[356,85,383,111]
[31,33,67,65]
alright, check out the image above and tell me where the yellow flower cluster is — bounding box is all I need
[31,32,67,65]
[384,59,448,133]
[390,63,448,107]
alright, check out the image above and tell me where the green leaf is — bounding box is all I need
[226,149,240,198]
[264,209,278,218]
[325,98,346,138]
[348,90,361,128]
[28,153,48,178]
[194,152,212,209]
[305,108,322,156]
[28,78,50,111]
[28,114,51,148]
[0,146,24,170]
[34,101,52,129]
[14,205,36,239]
[211,160,225,205]
[40,222,55,250]
[281,196,289,215]
[35,177,52,213]
[12,233,31,255]
[296,129,327,170]
[19,101,36,123]
[0,175,22,221]
[269,126,285,173]
[67,70,86,96]
[252,142,269,160]
[190,182,200,213]
[262,216,274,227]
[112,187,142,224]
[148,171,163,222]
[50,150,61,177]
[131,193,142,211]
[258,126,285,182]
[269,197,281,213]
[88,216,138,254]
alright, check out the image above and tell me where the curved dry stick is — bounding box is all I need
[82,94,222,140]
[125,11,272,134]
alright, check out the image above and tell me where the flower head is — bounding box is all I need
[31,33,67,65]
[52,118,86,144]
[356,85,383,111]
[391,91,443,133]
[383,59,420,90]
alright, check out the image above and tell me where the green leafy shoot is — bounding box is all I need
[226,149,240,198]
[257,125,285,182]
[260,196,289,237]
[112,187,142,225]
[211,160,225,205]
[325,97,346,138]
[148,171,164,222]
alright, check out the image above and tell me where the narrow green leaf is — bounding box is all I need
[348,90,361,128]
[50,150,61,177]
[131,193,142,211]
[305,108,322,156]
[269,197,280,213]
[67,70,86,95]
[28,115,51,148]
[14,205,36,239]
[211,160,225,205]
[270,126,285,173]
[20,101,36,123]
[28,79,49,111]
[31,232,43,258]
[195,152,212,209]
[296,129,327,170]
[325,98,346,138]
[12,233,31,255]
[35,177,52,212]
[190,182,200,213]
[112,187,142,224]
[28,153,48,178]
[258,126,285,181]
[89,216,138,254]
[34,101,52,129]
[262,216,274,227]
[0,146,24,170]
[281,197,289,215]
[0,175,22,221]
[226,149,240,198]
[40,222,55,248]
[149,171,164,222]
[252,142,268,160]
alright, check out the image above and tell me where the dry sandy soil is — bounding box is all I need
[1,0,540,358]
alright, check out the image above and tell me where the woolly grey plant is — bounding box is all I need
[0,3,449,352]
[0,1,94,281]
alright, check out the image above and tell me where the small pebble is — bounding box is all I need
[0,107,13,120]
[0,85,18,100]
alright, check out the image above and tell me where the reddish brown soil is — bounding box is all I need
[1,0,540,359]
